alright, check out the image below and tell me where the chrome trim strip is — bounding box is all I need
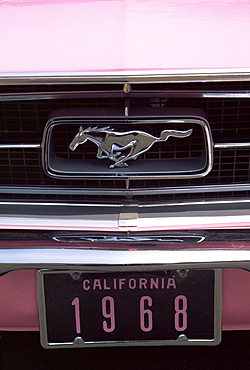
[214,142,250,149]
[2,198,250,208]
[0,144,41,149]
[1,183,250,196]
[1,69,250,84]
[0,248,249,275]
[1,198,250,207]
[0,201,121,207]
[1,91,250,101]
[138,198,250,207]
[0,92,125,101]
[202,93,250,98]
[1,199,250,231]
[0,93,58,101]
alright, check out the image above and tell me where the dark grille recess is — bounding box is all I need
[1,82,250,201]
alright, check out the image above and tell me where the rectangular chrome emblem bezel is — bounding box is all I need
[42,111,213,180]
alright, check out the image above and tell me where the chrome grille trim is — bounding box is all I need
[202,93,250,98]
[1,91,250,102]
[214,143,250,149]
[1,69,250,84]
[1,183,250,196]
[0,144,41,149]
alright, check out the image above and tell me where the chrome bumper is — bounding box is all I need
[1,199,250,275]
[1,236,250,275]
[1,199,250,231]
[0,247,250,276]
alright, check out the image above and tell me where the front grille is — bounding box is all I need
[1,82,250,201]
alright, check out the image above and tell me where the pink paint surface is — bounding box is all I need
[1,268,250,331]
[1,0,250,74]
[0,270,39,330]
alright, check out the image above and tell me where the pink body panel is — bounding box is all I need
[0,270,39,330]
[1,0,250,74]
[0,268,249,331]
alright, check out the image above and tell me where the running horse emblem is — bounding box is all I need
[69,126,193,168]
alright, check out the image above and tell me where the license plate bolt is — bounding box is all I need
[178,270,188,279]
[71,272,81,281]
[177,334,188,342]
[73,336,85,345]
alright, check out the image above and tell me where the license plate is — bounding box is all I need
[38,269,221,348]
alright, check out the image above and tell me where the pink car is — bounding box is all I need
[1,0,250,348]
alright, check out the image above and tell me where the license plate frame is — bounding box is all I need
[38,269,221,348]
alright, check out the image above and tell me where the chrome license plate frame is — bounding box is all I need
[38,268,221,349]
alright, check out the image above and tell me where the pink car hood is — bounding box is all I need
[1,0,250,75]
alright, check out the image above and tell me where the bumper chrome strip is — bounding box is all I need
[1,247,250,275]
[1,200,250,231]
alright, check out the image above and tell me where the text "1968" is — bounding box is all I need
[71,295,187,334]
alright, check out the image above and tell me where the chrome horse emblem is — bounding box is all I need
[69,126,193,168]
